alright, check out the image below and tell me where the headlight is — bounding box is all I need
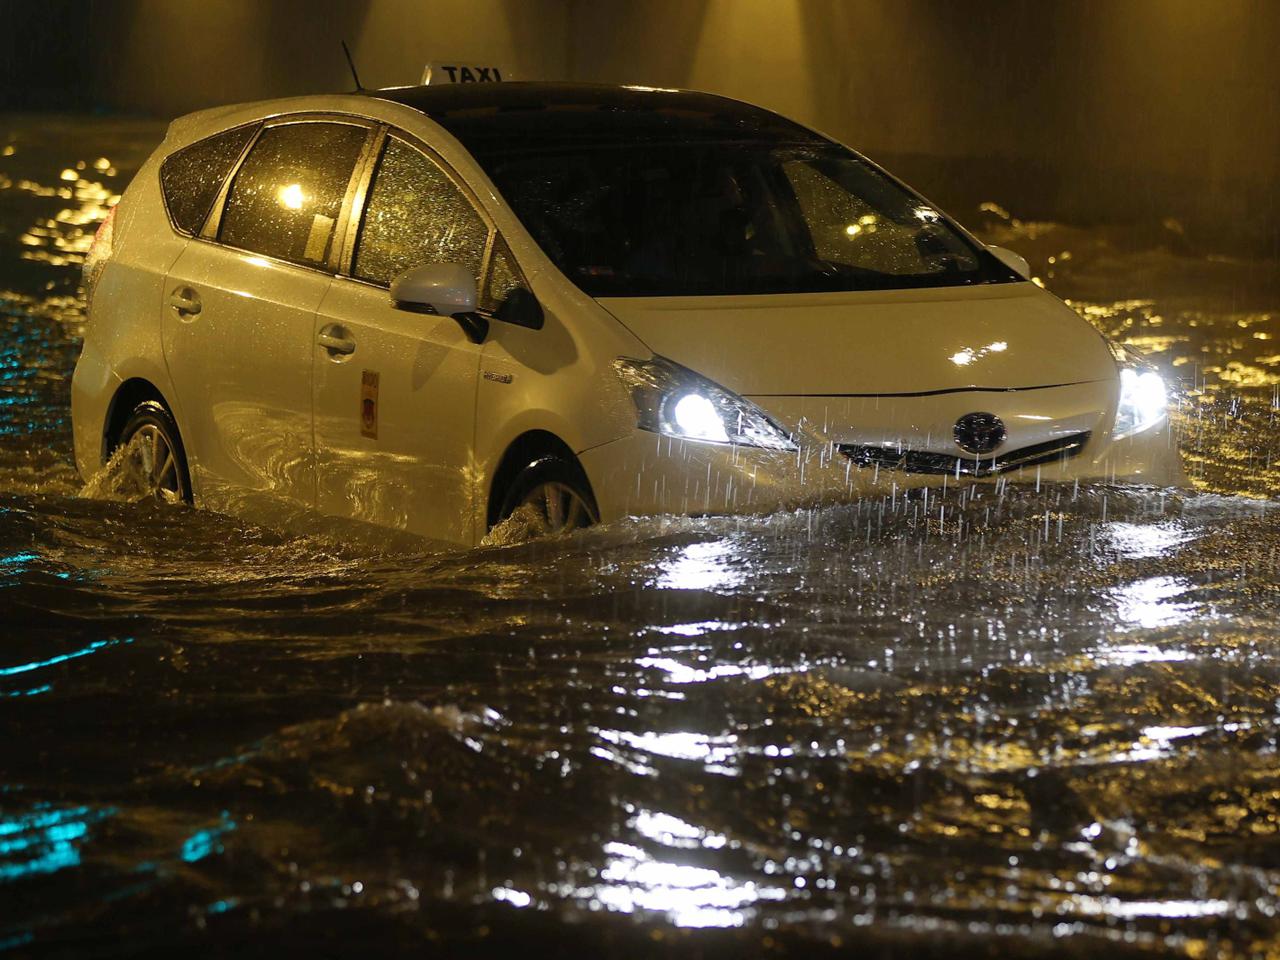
[613,356,797,451]
[1110,343,1168,439]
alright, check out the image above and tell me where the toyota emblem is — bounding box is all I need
[953,412,1006,455]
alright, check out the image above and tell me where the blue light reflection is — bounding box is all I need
[0,637,132,677]
[180,811,236,864]
[0,804,114,882]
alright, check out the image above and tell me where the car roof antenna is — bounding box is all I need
[341,40,364,92]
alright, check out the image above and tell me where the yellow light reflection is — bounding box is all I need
[950,341,1011,367]
[278,183,304,210]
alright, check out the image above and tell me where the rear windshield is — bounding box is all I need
[467,139,1018,297]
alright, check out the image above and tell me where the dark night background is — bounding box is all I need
[5,0,1279,257]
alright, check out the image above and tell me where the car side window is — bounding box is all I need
[352,135,489,287]
[160,123,258,236]
[482,237,527,311]
[218,121,367,268]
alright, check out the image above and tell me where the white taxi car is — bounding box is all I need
[73,82,1183,547]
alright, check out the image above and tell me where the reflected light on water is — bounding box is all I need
[492,886,533,908]
[1109,576,1195,630]
[634,655,788,685]
[588,840,787,928]
[595,728,742,775]
[1103,521,1195,560]
[0,637,132,677]
[653,620,743,637]
[0,805,114,881]
[1092,643,1195,666]
[1070,895,1231,920]
[655,541,745,591]
[632,809,729,850]
[1141,724,1209,744]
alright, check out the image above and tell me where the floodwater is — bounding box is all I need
[3,117,1280,959]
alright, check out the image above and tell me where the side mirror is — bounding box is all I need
[390,263,487,343]
[987,245,1031,280]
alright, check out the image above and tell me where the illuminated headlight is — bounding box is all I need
[613,356,797,451]
[1111,345,1168,439]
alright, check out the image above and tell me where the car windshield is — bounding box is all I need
[471,139,1017,297]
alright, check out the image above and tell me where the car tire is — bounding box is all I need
[116,400,192,504]
[497,456,598,534]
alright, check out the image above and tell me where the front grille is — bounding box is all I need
[837,431,1091,478]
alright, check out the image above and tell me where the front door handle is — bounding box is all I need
[317,323,356,357]
[168,286,201,318]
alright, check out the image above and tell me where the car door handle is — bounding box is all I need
[317,324,356,356]
[168,286,201,317]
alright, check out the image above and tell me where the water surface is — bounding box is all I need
[2,117,1279,958]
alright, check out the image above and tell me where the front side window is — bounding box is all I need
[352,135,489,287]
[160,123,258,235]
[468,139,1017,297]
[482,237,526,311]
[218,121,367,267]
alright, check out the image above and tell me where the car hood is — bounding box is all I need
[596,282,1117,396]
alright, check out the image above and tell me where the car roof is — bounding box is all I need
[363,81,827,148]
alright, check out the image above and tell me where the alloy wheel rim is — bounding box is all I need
[130,423,184,503]
[520,481,593,533]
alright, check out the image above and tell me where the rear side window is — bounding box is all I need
[218,121,367,268]
[352,135,489,286]
[159,123,257,236]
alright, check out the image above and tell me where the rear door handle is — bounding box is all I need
[168,286,201,318]
[317,323,356,357]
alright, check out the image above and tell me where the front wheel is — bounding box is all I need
[497,457,598,535]
[116,400,191,504]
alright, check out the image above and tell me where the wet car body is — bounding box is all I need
[71,82,1184,547]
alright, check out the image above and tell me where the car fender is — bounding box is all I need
[474,289,647,534]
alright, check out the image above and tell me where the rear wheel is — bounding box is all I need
[117,400,191,504]
[497,457,597,535]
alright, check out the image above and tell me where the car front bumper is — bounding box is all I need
[579,419,1186,524]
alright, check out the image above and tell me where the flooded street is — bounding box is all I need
[4,116,1280,958]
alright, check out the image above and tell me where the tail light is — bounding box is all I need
[82,205,115,307]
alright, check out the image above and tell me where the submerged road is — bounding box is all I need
[1,117,1279,958]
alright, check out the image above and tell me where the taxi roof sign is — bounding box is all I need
[422,62,511,84]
